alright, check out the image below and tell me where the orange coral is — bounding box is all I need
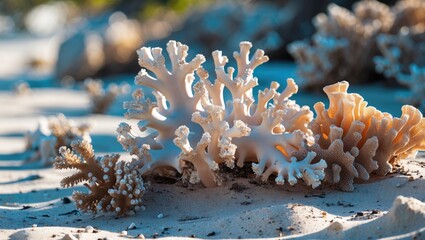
[310,81,425,191]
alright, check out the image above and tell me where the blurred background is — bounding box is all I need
[3,0,425,116]
[0,0,399,82]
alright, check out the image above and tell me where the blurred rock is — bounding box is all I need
[55,12,143,81]
[0,15,15,34]
[25,1,80,36]
[148,0,329,61]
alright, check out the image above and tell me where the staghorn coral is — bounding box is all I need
[117,40,325,189]
[310,81,425,191]
[83,78,129,114]
[54,140,145,216]
[25,114,91,166]
[288,0,394,90]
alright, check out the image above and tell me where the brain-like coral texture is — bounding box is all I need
[54,140,145,216]
[25,114,91,165]
[310,81,425,191]
[288,0,394,90]
[117,40,325,189]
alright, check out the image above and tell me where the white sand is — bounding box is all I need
[0,86,424,240]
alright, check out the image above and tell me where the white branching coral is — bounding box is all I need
[54,140,145,216]
[25,114,91,166]
[310,81,425,191]
[117,40,324,189]
[234,107,326,189]
[288,0,394,89]
[84,78,129,114]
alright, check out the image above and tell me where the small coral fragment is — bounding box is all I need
[84,78,129,114]
[54,140,145,215]
[25,114,91,166]
[13,81,31,95]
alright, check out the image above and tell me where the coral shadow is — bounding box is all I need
[0,152,29,161]
[0,186,84,209]
[90,134,124,153]
[0,132,25,138]
[0,174,42,185]
[38,106,89,117]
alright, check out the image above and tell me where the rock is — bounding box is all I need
[62,234,78,240]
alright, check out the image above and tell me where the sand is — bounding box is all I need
[0,81,424,240]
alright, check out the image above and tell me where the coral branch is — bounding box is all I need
[54,140,145,216]
[25,114,91,166]
[311,81,425,191]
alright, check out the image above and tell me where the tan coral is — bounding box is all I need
[54,140,145,216]
[391,0,425,32]
[311,81,425,191]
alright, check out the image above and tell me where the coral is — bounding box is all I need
[310,81,425,191]
[25,114,91,166]
[117,40,325,189]
[233,107,326,188]
[54,140,145,216]
[397,65,425,111]
[288,0,394,89]
[12,81,31,95]
[83,78,129,114]
[391,0,425,32]
[374,28,425,110]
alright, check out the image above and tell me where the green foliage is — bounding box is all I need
[139,0,212,19]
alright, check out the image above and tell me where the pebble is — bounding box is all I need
[328,221,343,231]
[137,233,146,239]
[120,230,128,236]
[62,197,72,204]
[32,224,37,228]
[157,213,164,219]
[128,222,137,230]
[62,234,78,240]
[85,225,94,233]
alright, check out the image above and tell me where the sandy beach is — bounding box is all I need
[1,75,424,239]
